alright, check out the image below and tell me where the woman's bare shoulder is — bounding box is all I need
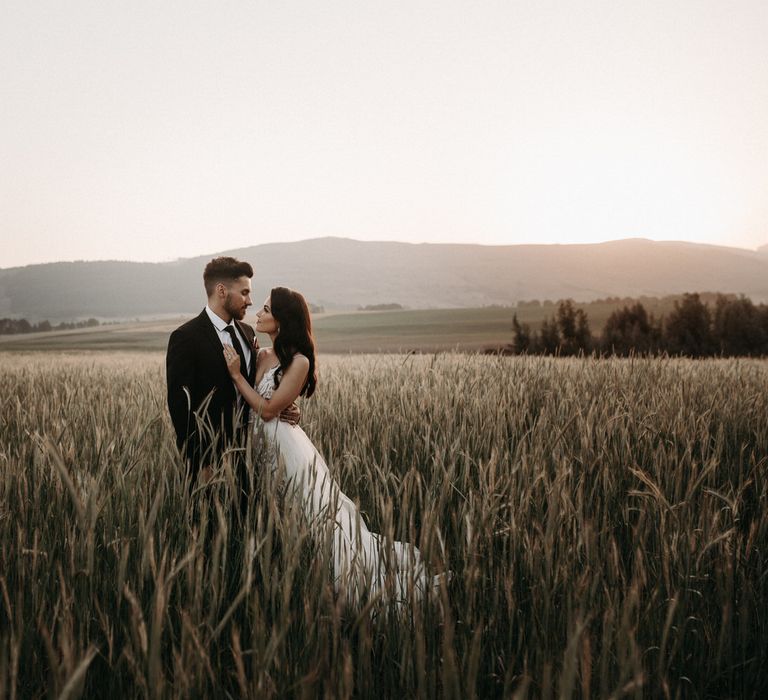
[257,347,275,364]
[290,353,310,370]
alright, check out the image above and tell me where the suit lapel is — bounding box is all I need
[195,310,230,377]
[194,310,254,385]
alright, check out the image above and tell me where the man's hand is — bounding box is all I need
[279,402,300,426]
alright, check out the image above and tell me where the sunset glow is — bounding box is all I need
[2,1,767,267]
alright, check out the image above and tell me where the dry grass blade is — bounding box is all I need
[57,645,98,700]
[42,435,86,526]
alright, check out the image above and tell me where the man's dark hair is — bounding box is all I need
[203,257,253,296]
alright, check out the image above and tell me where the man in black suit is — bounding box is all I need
[166,256,295,487]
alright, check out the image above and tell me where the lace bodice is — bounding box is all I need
[256,364,280,399]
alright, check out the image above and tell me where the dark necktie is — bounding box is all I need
[223,325,248,380]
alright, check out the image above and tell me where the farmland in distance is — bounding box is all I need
[0,300,675,354]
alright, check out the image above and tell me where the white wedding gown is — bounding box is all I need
[252,364,440,604]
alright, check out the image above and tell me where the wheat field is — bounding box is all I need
[0,351,766,698]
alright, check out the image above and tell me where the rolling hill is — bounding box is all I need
[1,237,767,321]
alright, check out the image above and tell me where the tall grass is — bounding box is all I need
[0,351,766,697]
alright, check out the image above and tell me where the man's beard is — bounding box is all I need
[224,294,246,321]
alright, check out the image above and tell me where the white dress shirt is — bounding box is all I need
[205,305,252,374]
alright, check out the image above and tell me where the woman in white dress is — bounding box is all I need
[222,287,441,604]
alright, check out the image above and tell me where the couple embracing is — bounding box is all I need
[166,257,443,603]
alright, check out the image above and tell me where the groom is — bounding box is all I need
[166,256,296,487]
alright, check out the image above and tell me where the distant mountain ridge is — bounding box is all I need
[1,237,767,321]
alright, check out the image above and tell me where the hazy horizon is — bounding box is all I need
[2,234,768,270]
[3,1,768,268]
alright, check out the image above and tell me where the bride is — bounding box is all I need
[222,286,441,604]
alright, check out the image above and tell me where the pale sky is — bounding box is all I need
[2,0,767,268]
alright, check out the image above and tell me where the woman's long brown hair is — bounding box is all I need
[270,286,317,398]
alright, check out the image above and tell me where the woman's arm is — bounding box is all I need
[225,350,309,421]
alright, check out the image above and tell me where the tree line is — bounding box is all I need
[0,317,100,335]
[509,293,768,357]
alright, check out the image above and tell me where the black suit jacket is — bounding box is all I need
[166,310,256,477]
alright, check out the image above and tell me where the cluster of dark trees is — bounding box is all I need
[509,293,768,357]
[358,303,405,311]
[0,317,100,335]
